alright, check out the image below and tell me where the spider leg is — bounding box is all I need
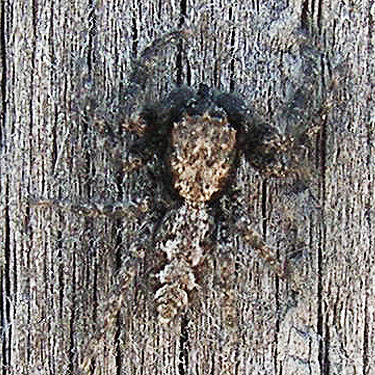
[88,30,190,173]
[213,29,331,179]
[235,219,300,292]
[238,221,286,278]
[79,264,137,373]
[28,197,150,219]
[253,94,332,179]
[212,90,290,176]
[214,87,329,179]
[122,83,200,174]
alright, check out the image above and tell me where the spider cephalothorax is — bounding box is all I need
[170,112,237,203]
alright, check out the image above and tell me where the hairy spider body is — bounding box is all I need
[126,83,301,323]
[154,109,237,322]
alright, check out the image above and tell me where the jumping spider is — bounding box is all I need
[32,29,328,369]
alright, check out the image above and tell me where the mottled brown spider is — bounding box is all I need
[31,29,330,371]
[122,82,305,324]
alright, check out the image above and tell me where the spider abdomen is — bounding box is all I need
[155,204,214,323]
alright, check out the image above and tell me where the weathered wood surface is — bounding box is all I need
[1,1,374,374]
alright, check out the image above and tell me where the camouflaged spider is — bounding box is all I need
[32,29,328,370]
[121,82,308,324]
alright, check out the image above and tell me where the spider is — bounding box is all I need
[122,82,303,323]
[31,29,329,370]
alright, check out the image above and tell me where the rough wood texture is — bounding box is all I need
[1,1,374,374]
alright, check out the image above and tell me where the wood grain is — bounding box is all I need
[1,1,374,374]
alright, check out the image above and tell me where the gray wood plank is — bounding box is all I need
[1,1,374,374]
